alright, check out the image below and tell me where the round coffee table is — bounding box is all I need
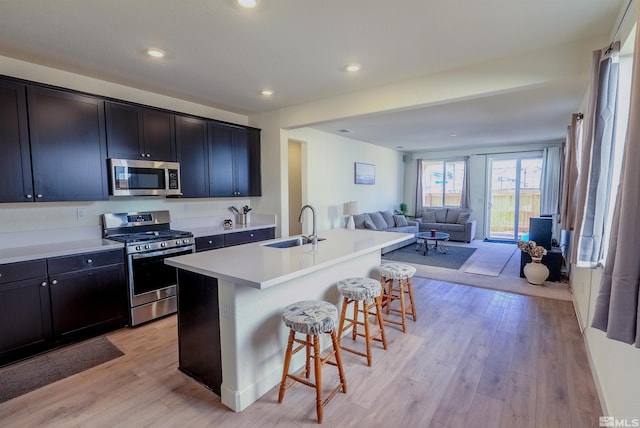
[415,232,450,256]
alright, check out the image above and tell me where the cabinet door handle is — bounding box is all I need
[146,153,151,158]
[87,259,93,264]
[41,281,47,287]
[25,194,33,199]
[208,240,213,244]
[51,279,58,285]
[36,194,43,198]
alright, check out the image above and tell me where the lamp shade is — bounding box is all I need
[343,201,359,215]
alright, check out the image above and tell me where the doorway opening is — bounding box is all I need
[288,139,302,236]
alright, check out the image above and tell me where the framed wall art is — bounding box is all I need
[354,162,375,185]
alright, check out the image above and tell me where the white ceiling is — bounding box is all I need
[0,0,626,151]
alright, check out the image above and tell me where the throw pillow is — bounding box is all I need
[422,211,436,223]
[369,211,388,231]
[434,209,448,223]
[363,219,377,230]
[394,215,409,227]
[352,213,371,229]
[457,212,471,224]
[379,210,396,228]
[446,209,461,224]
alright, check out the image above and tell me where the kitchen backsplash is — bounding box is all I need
[0,198,252,235]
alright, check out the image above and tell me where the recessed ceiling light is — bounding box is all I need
[259,89,274,96]
[146,48,166,58]
[237,0,257,8]
[449,133,457,137]
[343,63,361,73]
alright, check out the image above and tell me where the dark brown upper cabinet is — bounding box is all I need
[0,80,33,203]
[175,114,209,198]
[27,86,109,202]
[105,101,176,161]
[208,123,261,197]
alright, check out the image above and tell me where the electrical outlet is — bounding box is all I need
[76,208,87,220]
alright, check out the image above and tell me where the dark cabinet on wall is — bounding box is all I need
[0,81,108,202]
[27,86,109,202]
[175,115,210,198]
[0,250,127,366]
[208,123,261,197]
[105,101,176,161]
[0,80,32,203]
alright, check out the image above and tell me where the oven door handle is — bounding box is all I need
[130,246,194,260]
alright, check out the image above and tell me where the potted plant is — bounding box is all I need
[517,240,549,285]
[394,202,407,216]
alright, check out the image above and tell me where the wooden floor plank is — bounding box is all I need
[0,277,602,427]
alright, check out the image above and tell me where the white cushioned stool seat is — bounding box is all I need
[281,300,338,336]
[378,263,416,280]
[336,277,382,302]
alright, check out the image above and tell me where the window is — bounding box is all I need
[421,160,465,207]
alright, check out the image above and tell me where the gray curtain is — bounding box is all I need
[560,114,583,232]
[577,43,620,268]
[415,159,424,216]
[592,40,640,346]
[460,156,471,209]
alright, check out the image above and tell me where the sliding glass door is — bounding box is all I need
[487,154,543,241]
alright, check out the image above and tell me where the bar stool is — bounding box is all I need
[278,300,347,424]
[378,263,417,333]
[336,277,387,367]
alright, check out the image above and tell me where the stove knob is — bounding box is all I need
[177,239,183,245]
[160,242,167,248]
[144,244,150,250]
[135,246,142,251]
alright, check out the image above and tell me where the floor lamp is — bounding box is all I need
[343,201,359,229]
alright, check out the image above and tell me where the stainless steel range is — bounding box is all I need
[102,210,195,326]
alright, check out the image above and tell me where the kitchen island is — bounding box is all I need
[165,228,413,412]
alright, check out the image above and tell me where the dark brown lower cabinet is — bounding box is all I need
[177,269,222,395]
[0,260,52,364]
[0,249,127,366]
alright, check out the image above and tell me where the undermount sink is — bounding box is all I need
[262,236,326,249]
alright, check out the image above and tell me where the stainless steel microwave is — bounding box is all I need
[108,158,181,196]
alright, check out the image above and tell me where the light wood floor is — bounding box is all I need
[0,278,602,427]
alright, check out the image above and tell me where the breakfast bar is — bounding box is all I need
[165,228,412,412]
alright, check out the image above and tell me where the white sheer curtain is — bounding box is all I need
[576,43,620,268]
[540,147,561,215]
[414,159,424,216]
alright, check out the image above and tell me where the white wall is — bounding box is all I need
[287,128,404,234]
[572,266,640,416]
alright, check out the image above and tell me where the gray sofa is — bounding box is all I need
[353,210,418,253]
[414,207,476,242]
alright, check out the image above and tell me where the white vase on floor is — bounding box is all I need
[524,257,549,285]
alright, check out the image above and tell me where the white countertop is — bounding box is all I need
[0,239,124,264]
[165,228,413,289]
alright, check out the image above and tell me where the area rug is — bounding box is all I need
[0,336,123,403]
[382,244,477,270]
[463,242,517,276]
